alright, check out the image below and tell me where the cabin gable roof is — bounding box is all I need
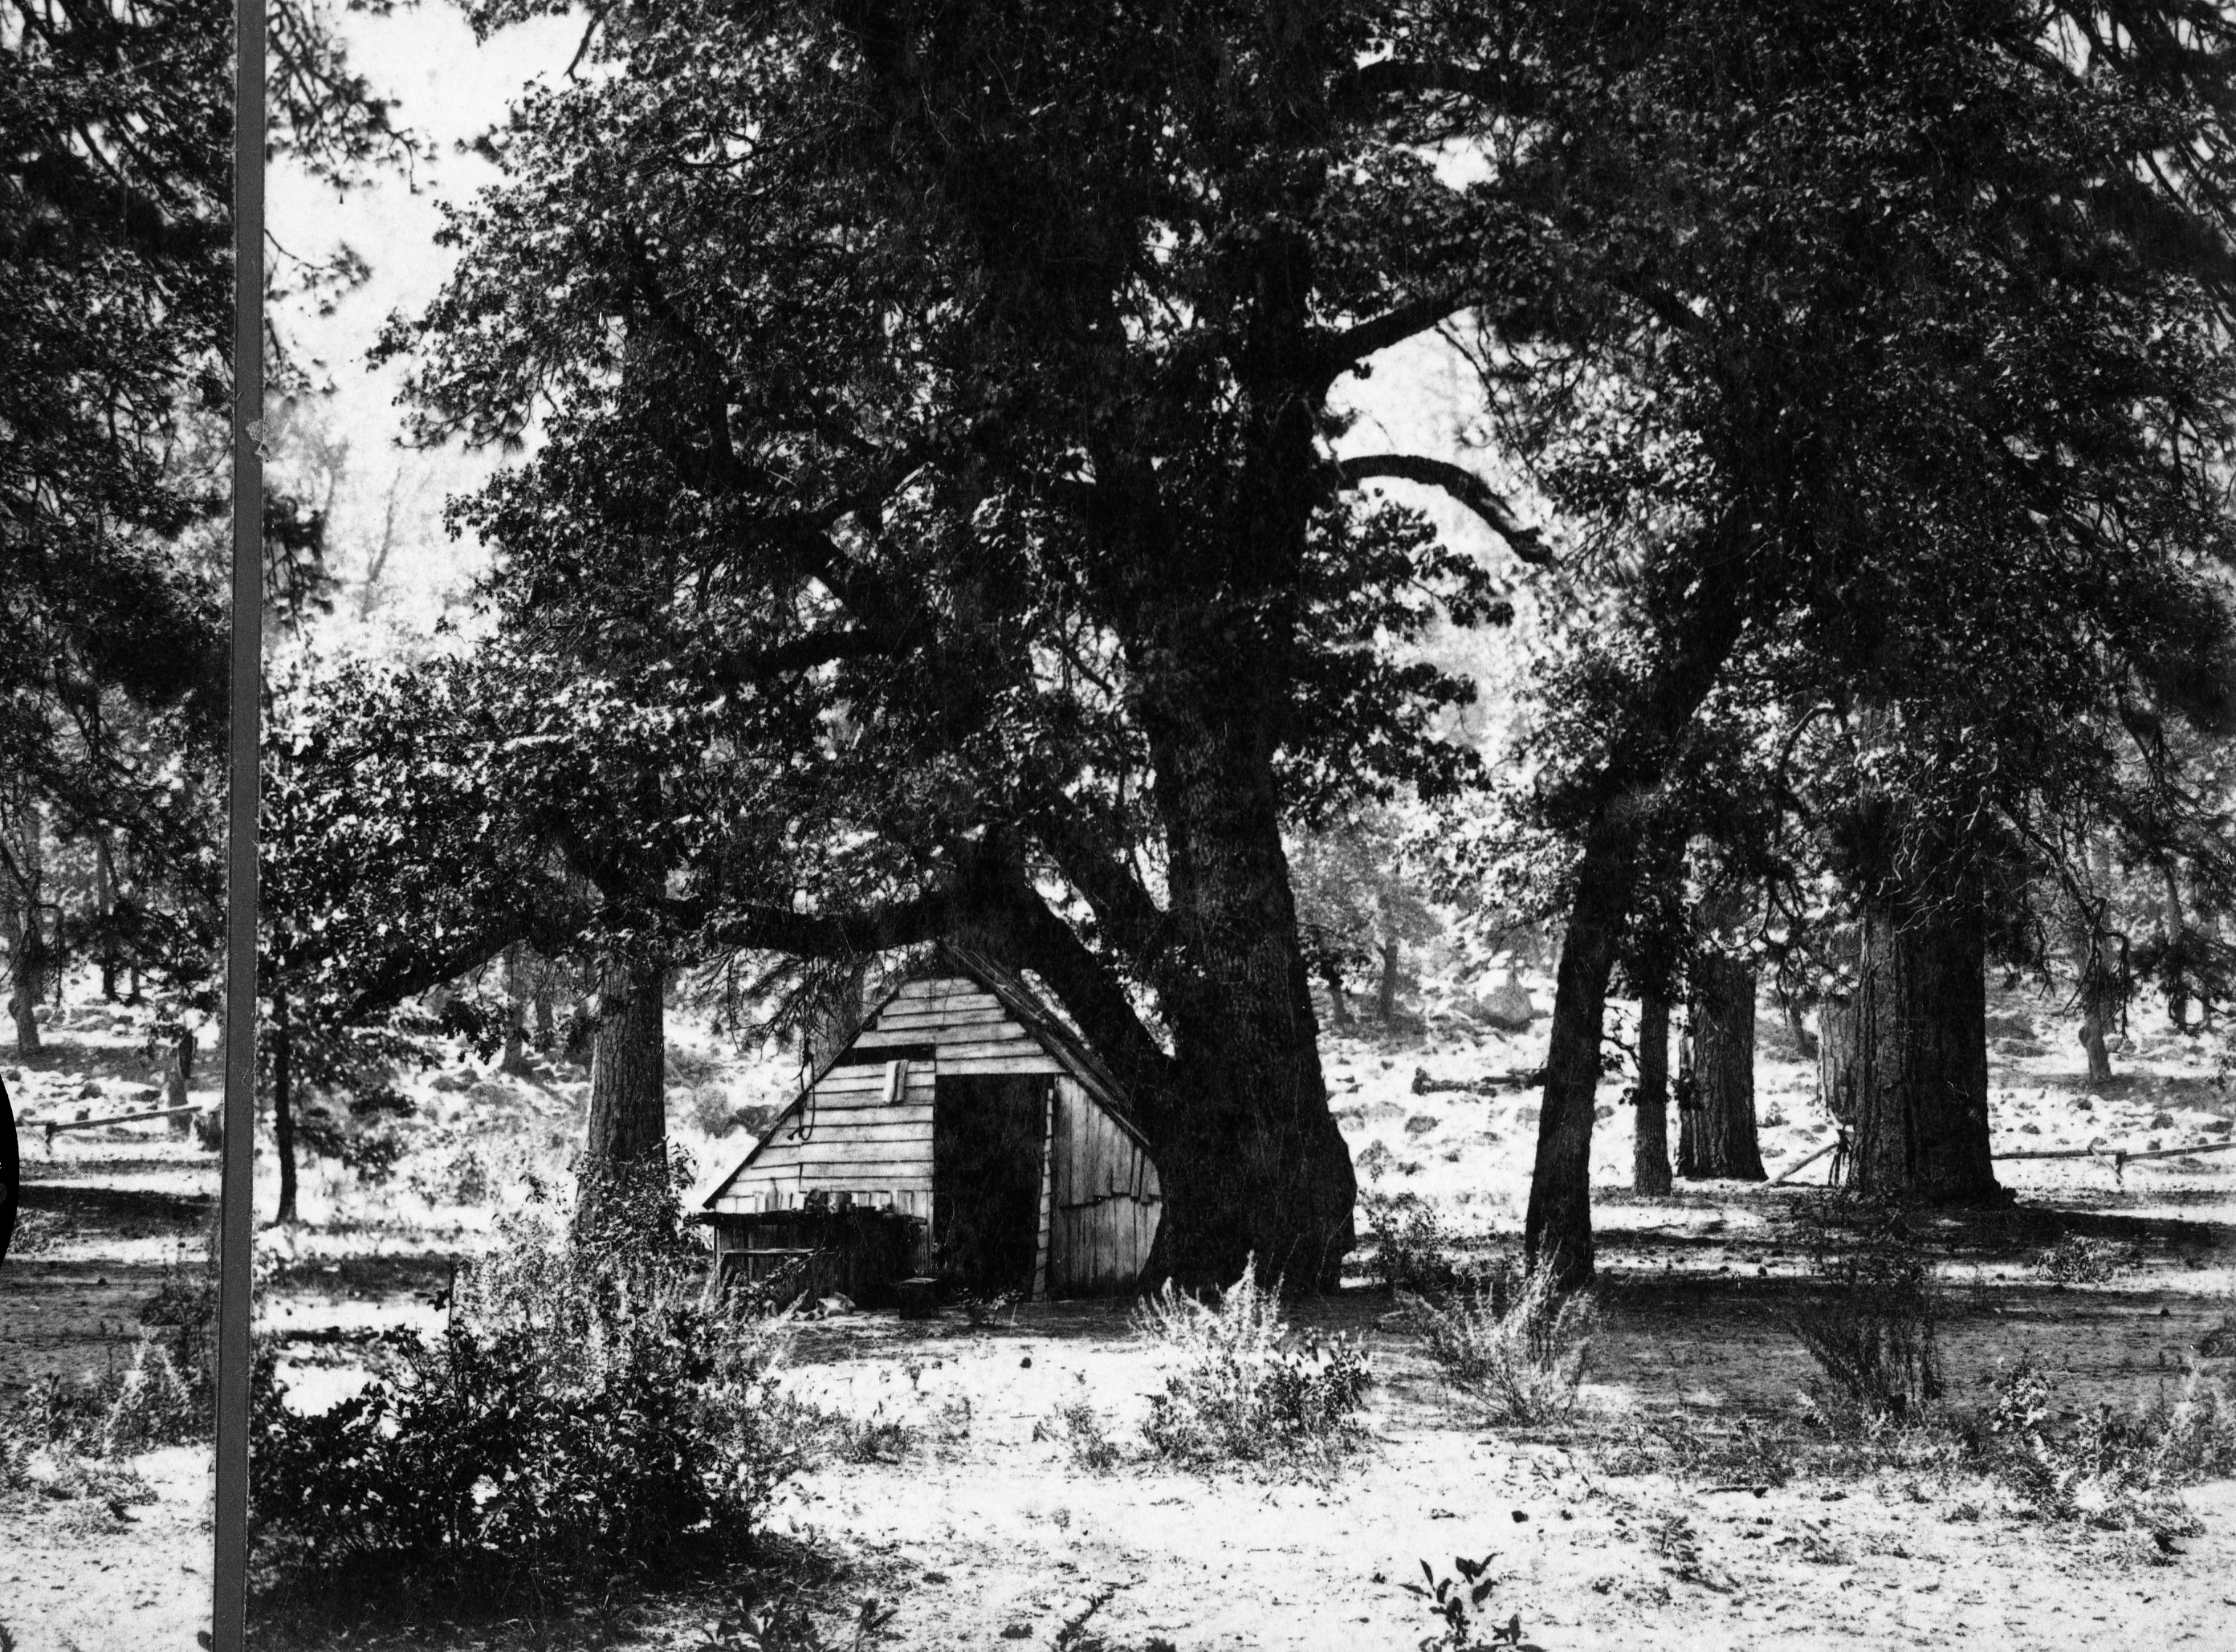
[700,943,1148,1210]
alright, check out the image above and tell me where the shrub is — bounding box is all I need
[1404,1259,1597,1426]
[1035,1399,1123,1472]
[1358,1190,1457,1292]
[690,1085,742,1138]
[1134,1262,1371,1468]
[2038,1235,2132,1286]
[1786,1204,1944,1420]
[1975,1357,2236,1535]
[97,1336,202,1458]
[251,1153,808,1601]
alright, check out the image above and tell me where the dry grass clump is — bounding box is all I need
[1403,1258,1599,1426]
[1786,1202,1944,1421]
[1133,1262,1371,1468]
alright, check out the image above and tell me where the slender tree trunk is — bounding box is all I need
[96,837,118,1002]
[1782,995,1818,1060]
[2079,1000,2114,1084]
[1633,993,1672,1195]
[9,912,42,1055]
[1525,825,1635,1290]
[272,985,297,1225]
[1375,938,1400,1024]
[499,1000,529,1076]
[575,955,668,1227]
[1820,865,2001,1201]
[2162,865,2191,1031]
[1,1071,18,1267]
[1681,952,1766,1180]
[1319,958,1350,1028]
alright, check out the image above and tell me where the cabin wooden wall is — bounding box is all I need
[1048,1075,1162,1294]
[711,1054,938,1215]
[711,976,1163,1296]
[853,977,1067,1076]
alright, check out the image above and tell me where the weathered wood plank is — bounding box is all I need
[866,1005,1014,1033]
[753,1119,931,1146]
[935,1050,1065,1076]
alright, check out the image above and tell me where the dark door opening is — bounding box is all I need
[931,1072,1046,1295]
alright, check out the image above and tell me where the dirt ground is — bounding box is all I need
[238,979,2236,1652]
[248,1200,2236,1652]
[9,983,2236,1651]
[1,1012,221,1652]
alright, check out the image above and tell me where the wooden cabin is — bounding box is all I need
[701,944,1163,1301]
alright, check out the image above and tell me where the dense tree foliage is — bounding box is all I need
[1483,1,2236,1278]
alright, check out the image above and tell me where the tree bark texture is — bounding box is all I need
[1139,680,1355,1294]
[1526,825,1635,1290]
[1820,874,2001,1201]
[1,1072,17,1267]
[273,985,297,1225]
[8,905,42,1056]
[576,956,667,1223]
[1633,993,1673,1195]
[1680,953,1766,1180]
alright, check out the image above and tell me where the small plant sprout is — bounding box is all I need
[1402,1556,1542,1651]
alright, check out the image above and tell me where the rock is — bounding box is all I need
[1403,1113,1440,1136]
[1594,1105,1615,1122]
[430,1072,471,1093]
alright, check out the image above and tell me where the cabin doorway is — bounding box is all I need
[931,1073,1046,1294]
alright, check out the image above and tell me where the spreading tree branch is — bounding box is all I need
[1336,454,1553,564]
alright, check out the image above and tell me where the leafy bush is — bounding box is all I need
[1403,1556,1542,1651]
[251,1154,808,1601]
[1786,1204,1944,1420]
[1359,1190,1458,1292]
[1035,1398,1123,1472]
[2037,1235,2133,1286]
[1404,1259,1598,1425]
[1975,1357,2235,1536]
[1134,1263,1371,1468]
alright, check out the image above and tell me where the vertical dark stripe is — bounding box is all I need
[214,0,265,1643]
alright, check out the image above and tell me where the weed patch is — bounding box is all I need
[1134,1263,1371,1470]
[1786,1201,1944,1421]
[1404,1259,1597,1426]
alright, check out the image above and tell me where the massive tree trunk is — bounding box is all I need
[1680,952,1766,1180]
[575,955,668,1227]
[1633,993,1673,1195]
[1142,700,1355,1294]
[1819,865,2001,1201]
[272,984,297,1225]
